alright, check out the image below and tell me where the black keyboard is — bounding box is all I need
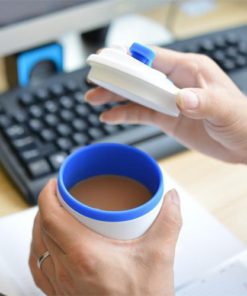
[0,24,247,204]
[166,24,247,94]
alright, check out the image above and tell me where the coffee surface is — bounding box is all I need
[69,175,152,211]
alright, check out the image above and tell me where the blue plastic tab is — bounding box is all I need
[129,42,155,66]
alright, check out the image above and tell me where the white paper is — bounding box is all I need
[164,174,246,288]
[177,251,247,295]
[0,255,23,296]
[0,207,43,296]
[0,173,245,295]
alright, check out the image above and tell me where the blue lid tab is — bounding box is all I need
[129,42,156,66]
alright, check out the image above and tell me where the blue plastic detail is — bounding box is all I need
[129,42,156,66]
[57,143,164,222]
[17,43,63,87]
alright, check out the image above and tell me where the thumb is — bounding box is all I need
[145,189,182,245]
[176,88,230,121]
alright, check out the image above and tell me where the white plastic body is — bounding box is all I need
[87,48,180,117]
[57,187,164,240]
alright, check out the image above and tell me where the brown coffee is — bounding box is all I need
[69,175,152,211]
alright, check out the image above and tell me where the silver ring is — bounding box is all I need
[37,251,50,269]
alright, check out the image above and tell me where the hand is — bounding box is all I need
[85,47,247,164]
[29,179,181,296]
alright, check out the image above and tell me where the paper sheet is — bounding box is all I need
[0,256,23,296]
[177,251,247,295]
[0,173,245,295]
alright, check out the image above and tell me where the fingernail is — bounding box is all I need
[177,90,199,110]
[85,89,97,100]
[169,189,180,206]
[84,93,91,102]
[99,114,107,122]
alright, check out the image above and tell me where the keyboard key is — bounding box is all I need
[226,46,238,58]
[238,42,247,55]
[88,127,104,140]
[75,104,89,116]
[27,159,51,178]
[13,136,36,150]
[65,80,78,92]
[212,50,225,64]
[223,60,235,71]
[236,56,246,67]
[72,118,87,131]
[50,84,64,97]
[5,125,26,139]
[40,143,57,156]
[29,105,43,118]
[19,93,34,106]
[29,119,43,132]
[45,114,59,127]
[73,133,88,145]
[35,88,49,101]
[41,129,56,142]
[60,96,74,109]
[57,137,73,150]
[200,39,214,52]
[20,149,40,162]
[214,36,226,48]
[88,114,101,126]
[57,124,72,137]
[74,92,84,103]
[49,152,67,171]
[0,114,12,128]
[60,110,74,122]
[44,101,59,113]
[13,111,27,123]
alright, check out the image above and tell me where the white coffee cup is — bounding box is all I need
[57,143,164,240]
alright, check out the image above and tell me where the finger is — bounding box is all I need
[100,102,155,124]
[99,102,159,125]
[41,231,72,296]
[144,189,182,245]
[176,87,235,123]
[152,47,185,77]
[85,87,126,105]
[29,253,56,296]
[31,214,57,292]
[32,214,57,279]
[38,179,100,253]
[99,102,178,133]
[152,48,222,88]
[41,225,65,263]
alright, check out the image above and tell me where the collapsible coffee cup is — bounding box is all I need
[57,143,164,240]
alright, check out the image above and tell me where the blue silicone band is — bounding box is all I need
[57,143,164,222]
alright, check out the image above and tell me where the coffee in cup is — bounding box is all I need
[69,175,152,211]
